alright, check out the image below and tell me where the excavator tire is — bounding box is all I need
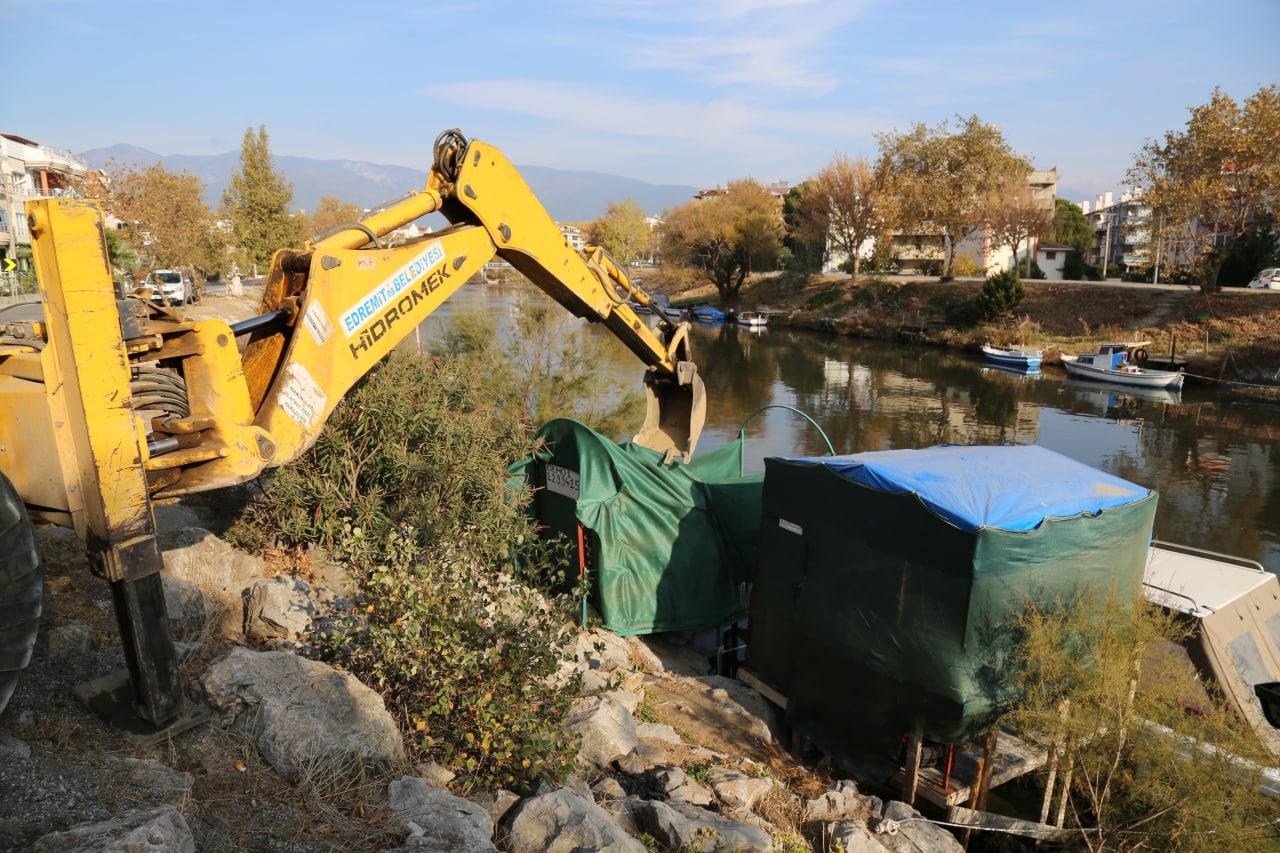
[0,470,41,715]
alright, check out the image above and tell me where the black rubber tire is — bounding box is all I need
[0,471,41,715]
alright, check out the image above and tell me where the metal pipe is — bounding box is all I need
[146,436,180,456]
[230,309,290,337]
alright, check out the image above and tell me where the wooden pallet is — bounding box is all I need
[895,729,1048,808]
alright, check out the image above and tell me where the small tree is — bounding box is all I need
[986,177,1053,276]
[586,199,651,267]
[977,268,1025,319]
[305,196,365,239]
[660,180,784,304]
[1008,587,1276,851]
[1128,85,1280,294]
[878,115,1029,279]
[222,125,304,273]
[1053,198,1094,254]
[793,154,893,280]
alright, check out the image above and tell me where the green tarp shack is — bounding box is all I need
[748,444,1157,778]
[511,418,763,636]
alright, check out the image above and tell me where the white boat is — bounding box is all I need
[1061,342,1184,389]
[981,344,1042,371]
[737,310,768,328]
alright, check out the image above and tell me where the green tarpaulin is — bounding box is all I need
[510,419,763,636]
[748,445,1158,779]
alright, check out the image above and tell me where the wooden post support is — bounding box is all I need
[963,730,999,848]
[1054,739,1074,829]
[1039,700,1071,825]
[903,731,924,807]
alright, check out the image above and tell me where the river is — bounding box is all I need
[421,280,1280,569]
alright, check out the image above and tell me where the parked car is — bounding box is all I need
[1247,268,1280,290]
[144,269,195,304]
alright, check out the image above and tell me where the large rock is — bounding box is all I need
[504,789,645,853]
[698,676,779,742]
[565,696,637,769]
[33,805,194,852]
[388,776,496,852]
[804,779,864,822]
[876,801,963,853]
[468,789,521,827]
[623,636,665,673]
[244,575,318,642]
[568,629,635,674]
[653,766,713,806]
[106,756,194,802]
[202,647,405,781]
[830,820,885,853]
[160,528,265,636]
[161,574,208,639]
[636,721,682,745]
[634,798,773,852]
[707,767,774,810]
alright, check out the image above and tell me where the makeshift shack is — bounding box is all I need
[748,444,1157,778]
[510,418,762,635]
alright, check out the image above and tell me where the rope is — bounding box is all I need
[1182,371,1280,389]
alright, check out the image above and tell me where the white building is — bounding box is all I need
[1,133,90,280]
[557,222,585,252]
[1081,191,1152,276]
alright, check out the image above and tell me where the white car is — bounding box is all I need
[1247,268,1280,290]
[144,269,194,304]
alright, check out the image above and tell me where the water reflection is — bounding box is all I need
[421,279,1280,567]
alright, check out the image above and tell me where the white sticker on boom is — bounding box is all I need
[302,300,333,346]
[278,363,327,429]
[778,518,803,535]
[544,463,580,499]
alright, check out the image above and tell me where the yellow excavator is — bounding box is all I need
[0,129,706,733]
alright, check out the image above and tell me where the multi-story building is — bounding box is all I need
[1080,191,1151,276]
[1,133,90,283]
[557,222,586,252]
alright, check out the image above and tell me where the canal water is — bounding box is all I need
[422,280,1280,569]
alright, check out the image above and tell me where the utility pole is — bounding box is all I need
[1101,217,1112,279]
[1152,213,1163,286]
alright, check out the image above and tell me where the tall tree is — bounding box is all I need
[1128,85,1280,294]
[105,163,226,283]
[793,154,893,279]
[586,199,651,267]
[222,125,303,273]
[781,183,824,274]
[305,196,365,239]
[877,115,1029,278]
[660,180,784,304]
[1052,198,1093,254]
[985,175,1053,275]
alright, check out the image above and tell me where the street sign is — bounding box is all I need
[2,258,14,272]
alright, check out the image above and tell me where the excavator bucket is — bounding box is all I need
[635,369,707,463]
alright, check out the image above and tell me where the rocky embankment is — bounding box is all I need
[0,506,962,853]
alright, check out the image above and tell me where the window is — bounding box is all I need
[1044,251,1056,260]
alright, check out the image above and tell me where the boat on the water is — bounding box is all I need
[692,305,726,323]
[736,310,768,328]
[1061,342,1184,389]
[981,343,1042,371]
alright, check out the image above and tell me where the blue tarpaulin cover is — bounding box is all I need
[781,444,1150,532]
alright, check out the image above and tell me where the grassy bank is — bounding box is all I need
[667,272,1280,391]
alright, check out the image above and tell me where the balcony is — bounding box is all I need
[1122,252,1148,266]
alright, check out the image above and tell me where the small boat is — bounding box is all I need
[692,305,726,323]
[981,343,1042,371]
[1061,342,1184,389]
[737,310,768,328]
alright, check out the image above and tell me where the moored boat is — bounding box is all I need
[1061,342,1184,389]
[692,305,726,323]
[981,343,1042,371]
[737,310,768,328]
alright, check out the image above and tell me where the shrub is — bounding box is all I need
[230,351,585,793]
[977,269,1026,320]
[1063,250,1086,281]
[920,259,944,277]
[951,254,984,278]
[804,285,844,310]
[861,240,897,274]
[848,277,905,310]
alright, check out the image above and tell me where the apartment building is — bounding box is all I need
[1080,191,1151,276]
[557,222,586,252]
[1,133,90,279]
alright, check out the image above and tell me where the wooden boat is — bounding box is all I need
[1061,342,1184,389]
[737,310,768,328]
[981,344,1042,371]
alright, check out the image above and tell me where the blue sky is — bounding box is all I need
[9,0,1279,199]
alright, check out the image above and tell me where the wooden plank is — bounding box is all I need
[736,667,787,709]
[894,730,1048,808]
[946,806,1073,841]
[903,732,923,806]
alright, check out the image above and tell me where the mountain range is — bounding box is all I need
[82,145,697,222]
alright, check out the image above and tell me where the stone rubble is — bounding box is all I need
[388,775,496,852]
[565,695,638,769]
[244,575,319,642]
[32,805,195,853]
[634,797,774,852]
[503,788,646,853]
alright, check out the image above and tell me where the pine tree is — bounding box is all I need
[222,126,303,273]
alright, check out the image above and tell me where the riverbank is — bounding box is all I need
[665,273,1280,395]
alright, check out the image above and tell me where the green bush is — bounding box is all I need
[977,269,1026,320]
[230,350,585,793]
[1063,250,1086,281]
[804,285,844,310]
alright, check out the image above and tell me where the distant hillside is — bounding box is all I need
[82,145,696,221]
